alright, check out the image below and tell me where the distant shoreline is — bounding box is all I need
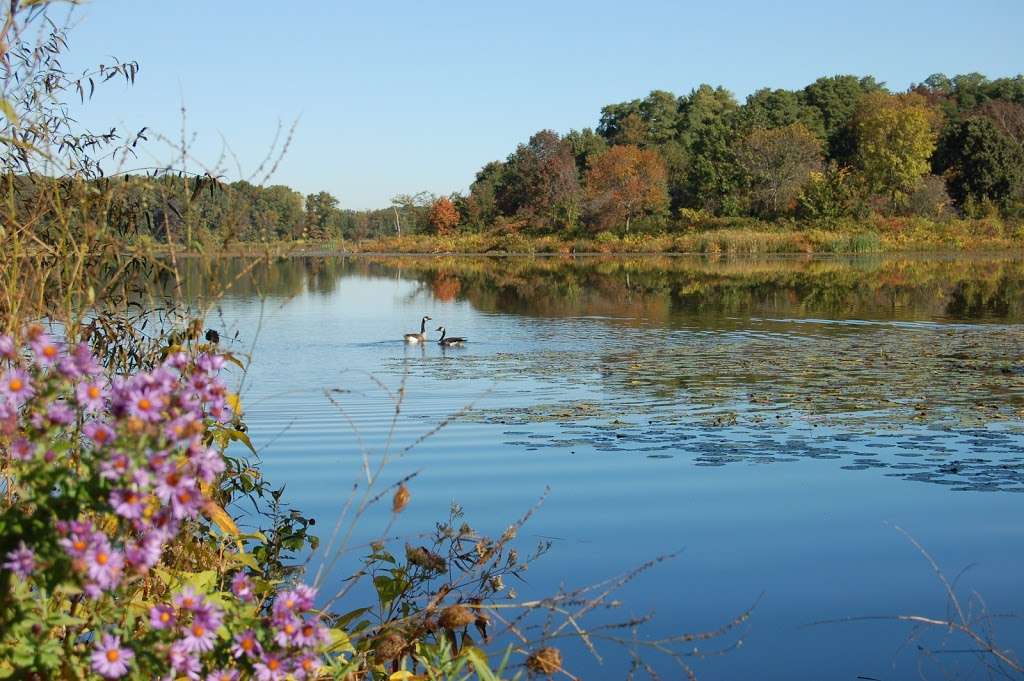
[159,219,1024,258]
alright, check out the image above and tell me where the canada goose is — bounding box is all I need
[404,316,432,343]
[435,326,467,347]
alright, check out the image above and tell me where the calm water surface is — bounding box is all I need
[188,254,1024,680]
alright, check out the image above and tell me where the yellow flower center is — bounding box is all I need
[242,638,254,651]
[96,552,109,566]
[8,378,22,391]
[105,649,119,662]
[159,611,170,623]
[43,345,57,358]
[191,625,205,637]
[88,385,101,399]
[138,397,152,411]
[267,659,280,671]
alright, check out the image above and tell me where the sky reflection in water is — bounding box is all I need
[186,254,1024,680]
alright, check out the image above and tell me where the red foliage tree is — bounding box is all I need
[427,196,460,235]
[584,145,669,232]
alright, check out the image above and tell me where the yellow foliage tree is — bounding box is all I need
[854,92,941,205]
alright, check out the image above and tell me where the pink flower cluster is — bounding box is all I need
[126,582,328,680]
[1,329,232,594]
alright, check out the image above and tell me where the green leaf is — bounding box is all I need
[333,606,371,629]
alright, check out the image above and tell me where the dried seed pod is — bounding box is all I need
[406,544,447,573]
[438,604,474,630]
[392,483,410,513]
[373,632,406,662]
[526,647,563,676]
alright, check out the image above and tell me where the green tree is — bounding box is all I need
[802,75,886,161]
[938,115,1024,213]
[677,85,742,213]
[304,191,342,239]
[738,88,825,138]
[464,161,505,230]
[853,92,940,205]
[564,128,609,173]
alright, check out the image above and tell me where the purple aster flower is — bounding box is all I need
[293,654,322,680]
[164,351,189,370]
[91,634,133,679]
[174,586,203,612]
[253,654,288,681]
[126,389,164,422]
[192,599,223,630]
[231,572,254,602]
[56,356,82,379]
[57,520,100,553]
[190,446,225,483]
[149,603,176,630]
[169,640,201,678]
[99,452,131,480]
[75,378,108,411]
[10,437,33,461]
[293,619,328,648]
[0,368,34,405]
[110,489,145,519]
[46,401,75,425]
[125,533,163,571]
[180,621,217,653]
[0,402,16,435]
[71,342,100,376]
[155,469,201,519]
[84,421,116,448]
[0,334,14,359]
[85,540,124,590]
[196,353,225,374]
[274,588,307,615]
[3,541,36,578]
[293,584,317,610]
[30,332,62,367]
[231,629,262,659]
[207,399,232,423]
[165,415,196,444]
[273,613,301,647]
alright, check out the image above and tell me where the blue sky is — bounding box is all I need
[63,0,1023,209]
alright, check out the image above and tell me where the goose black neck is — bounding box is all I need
[438,328,446,342]
[420,317,427,333]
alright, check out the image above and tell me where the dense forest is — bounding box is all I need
[22,72,1023,245]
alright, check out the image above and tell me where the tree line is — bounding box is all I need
[24,72,1019,244]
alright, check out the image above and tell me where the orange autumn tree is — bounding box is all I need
[427,196,460,234]
[584,144,669,232]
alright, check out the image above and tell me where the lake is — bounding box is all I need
[184,253,1024,679]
